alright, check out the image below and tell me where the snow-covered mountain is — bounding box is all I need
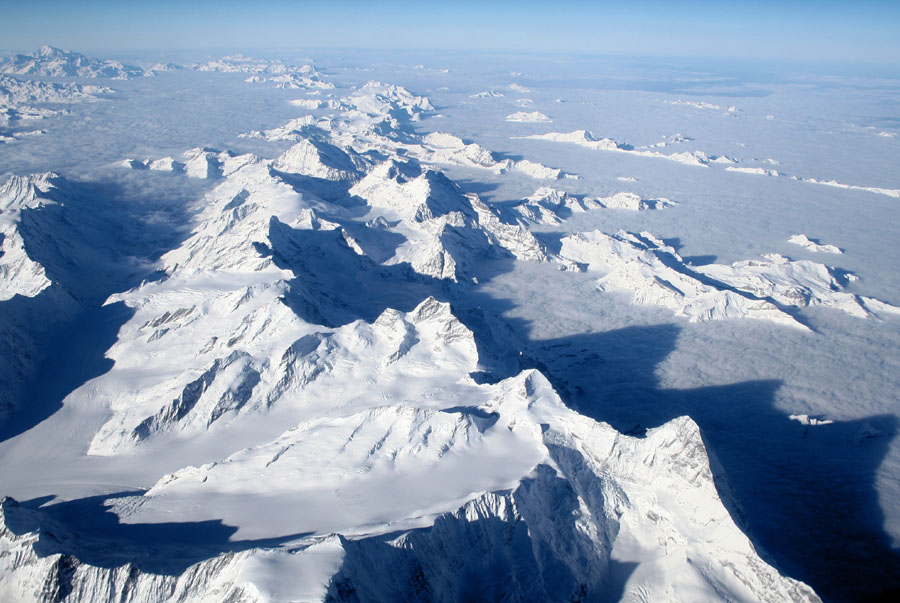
[0,173,57,300]
[555,229,899,327]
[3,48,900,602]
[0,46,146,79]
[1,74,110,140]
[0,170,821,598]
[0,370,819,602]
[0,156,821,600]
[195,55,334,90]
[0,75,110,109]
[0,169,166,429]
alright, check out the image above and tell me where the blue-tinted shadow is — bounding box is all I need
[523,325,900,602]
[5,492,310,576]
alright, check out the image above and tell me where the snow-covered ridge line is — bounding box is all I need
[509,187,673,226]
[506,111,551,123]
[1,74,112,140]
[0,45,147,79]
[118,102,896,331]
[666,99,740,113]
[193,55,335,90]
[517,129,900,198]
[0,75,111,107]
[800,176,900,199]
[1,371,821,602]
[726,167,900,198]
[117,136,547,283]
[470,89,505,98]
[0,172,59,300]
[0,496,345,603]
[555,229,899,326]
[788,234,842,254]
[119,146,264,179]
[515,129,711,167]
[727,166,780,177]
[234,80,572,180]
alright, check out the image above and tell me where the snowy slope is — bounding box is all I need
[557,229,801,327]
[1,116,820,600]
[0,173,56,300]
[4,48,900,602]
[553,229,900,327]
[0,74,111,140]
[0,75,110,108]
[238,82,569,180]
[0,46,146,79]
[1,366,820,603]
[196,56,333,90]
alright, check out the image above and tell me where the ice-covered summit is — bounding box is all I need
[273,137,367,182]
[0,173,59,300]
[0,74,110,107]
[788,233,843,254]
[0,74,111,137]
[350,160,475,221]
[506,110,551,123]
[0,367,820,602]
[0,45,146,78]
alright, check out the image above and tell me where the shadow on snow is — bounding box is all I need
[0,174,198,443]
[325,465,632,603]
[3,492,310,576]
[261,209,900,600]
[2,169,898,601]
[521,324,900,602]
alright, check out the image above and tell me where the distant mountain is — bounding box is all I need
[0,45,146,79]
[1,74,110,139]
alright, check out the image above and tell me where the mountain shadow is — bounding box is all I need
[265,219,528,381]
[523,324,900,602]
[254,209,900,601]
[267,216,451,327]
[0,174,197,443]
[0,296,131,442]
[4,492,310,576]
[325,465,632,603]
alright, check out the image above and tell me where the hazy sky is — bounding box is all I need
[2,0,899,64]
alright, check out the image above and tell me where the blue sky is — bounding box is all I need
[2,0,899,64]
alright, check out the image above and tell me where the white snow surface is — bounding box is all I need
[555,229,899,326]
[788,234,842,254]
[0,46,146,79]
[0,140,819,599]
[726,166,781,177]
[518,130,711,166]
[0,75,110,108]
[505,110,551,123]
[1,48,899,603]
[0,74,111,138]
[0,173,57,299]
[195,56,334,90]
[239,86,568,179]
[518,130,900,195]
[557,229,803,327]
[695,253,898,319]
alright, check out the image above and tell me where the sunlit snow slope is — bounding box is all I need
[2,49,899,602]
